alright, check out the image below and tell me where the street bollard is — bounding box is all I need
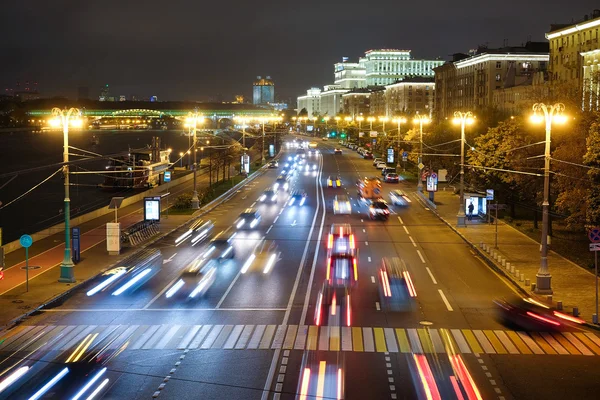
[573,307,579,317]
[506,262,511,270]
[557,301,563,310]
[547,295,552,303]
[480,242,484,248]
[525,279,530,287]
[520,273,525,282]
[510,265,515,274]
[531,283,536,291]
[501,259,506,267]
[593,314,598,324]
[515,269,519,277]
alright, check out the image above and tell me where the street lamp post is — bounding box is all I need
[452,111,475,227]
[50,107,82,283]
[261,117,266,163]
[413,114,431,192]
[393,117,407,170]
[379,116,388,154]
[356,116,364,145]
[179,152,184,168]
[530,103,567,294]
[186,112,202,209]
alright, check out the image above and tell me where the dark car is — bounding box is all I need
[363,151,374,159]
[327,175,342,188]
[236,208,261,229]
[334,148,343,155]
[259,188,279,203]
[268,160,279,168]
[369,200,390,220]
[384,173,400,183]
[288,190,307,206]
[314,282,352,327]
[377,257,417,312]
[494,296,585,331]
[381,167,396,177]
[206,232,236,260]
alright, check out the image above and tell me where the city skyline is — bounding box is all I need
[1,1,598,101]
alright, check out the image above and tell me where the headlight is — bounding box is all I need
[271,195,277,201]
[284,182,289,190]
[273,183,279,190]
[260,195,266,201]
[237,219,245,228]
[300,197,306,206]
[250,218,259,228]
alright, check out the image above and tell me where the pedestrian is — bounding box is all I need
[468,202,474,221]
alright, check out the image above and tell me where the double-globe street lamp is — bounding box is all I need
[452,111,475,227]
[49,107,82,283]
[393,117,407,170]
[530,103,567,295]
[413,114,431,192]
[185,112,204,209]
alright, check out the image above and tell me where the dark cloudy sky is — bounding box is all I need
[1,0,597,102]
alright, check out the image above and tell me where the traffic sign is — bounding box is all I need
[486,189,494,201]
[164,171,172,182]
[590,243,600,252]
[20,234,33,248]
[589,227,600,243]
[418,162,424,170]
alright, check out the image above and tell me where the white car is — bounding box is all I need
[376,162,387,169]
[389,190,411,206]
[333,195,352,215]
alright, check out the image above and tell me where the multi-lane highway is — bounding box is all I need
[2,135,600,400]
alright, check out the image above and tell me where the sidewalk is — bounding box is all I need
[425,188,599,324]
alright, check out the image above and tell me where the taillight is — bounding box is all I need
[326,258,331,280]
[403,271,417,297]
[553,311,585,324]
[327,234,333,249]
[526,311,560,326]
[353,258,358,281]
[339,226,343,237]
[331,293,337,316]
[349,234,355,249]
[315,293,323,325]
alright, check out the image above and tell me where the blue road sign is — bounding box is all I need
[164,171,172,182]
[19,234,33,248]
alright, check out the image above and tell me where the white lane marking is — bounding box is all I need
[409,236,417,247]
[163,253,177,264]
[367,257,371,262]
[365,241,369,246]
[416,250,426,264]
[403,226,409,235]
[397,216,404,224]
[363,229,366,233]
[424,207,430,211]
[426,267,438,284]
[251,202,256,207]
[438,289,454,311]
[279,208,284,215]
[291,220,297,226]
[143,275,180,309]
[375,302,381,311]
[274,216,279,223]
[266,225,273,234]
[371,276,376,283]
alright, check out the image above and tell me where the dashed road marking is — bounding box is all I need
[397,216,404,224]
[438,290,454,311]
[403,226,409,235]
[426,267,438,284]
[368,257,372,262]
[371,276,376,283]
[266,225,273,234]
[416,250,426,263]
[375,302,381,311]
[409,236,417,247]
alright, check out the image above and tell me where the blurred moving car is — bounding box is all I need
[259,188,278,203]
[375,162,387,169]
[333,194,352,215]
[175,219,215,246]
[327,175,342,188]
[273,175,290,191]
[296,351,345,400]
[206,232,236,260]
[236,208,261,229]
[382,166,396,177]
[369,200,390,220]
[377,257,417,312]
[494,296,585,331]
[288,190,307,206]
[241,239,280,274]
[314,282,352,326]
[167,258,217,299]
[267,160,278,168]
[384,173,400,183]
[389,190,411,206]
[334,148,342,155]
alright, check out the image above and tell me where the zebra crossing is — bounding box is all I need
[2,324,600,356]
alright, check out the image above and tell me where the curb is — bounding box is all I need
[0,158,275,333]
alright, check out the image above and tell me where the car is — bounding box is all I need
[167,258,218,299]
[175,219,215,246]
[369,200,390,220]
[296,351,345,400]
[377,257,417,312]
[267,160,278,168]
[494,296,585,331]
[334,148,342,155]
[357,147,365,155]
[259,188,278,203]
[326,254,358,288]
[314,282,352,326]
[373,158,383,166]
[389,189,411,206]
[206,232,236,260]
[363,151,374,159]
[384,173,400,183]
[273,175,290,191]
[308,148,318,156]
[296,148,306,158]
[349,144,358,150]
[288,190,307,206]
[381,166,396,177]
[327,175,342,188]
[375,162,387,169]
[333,194,352,215]
[236,208,261,229]
[241,239,280,274]
[322,137,328,141]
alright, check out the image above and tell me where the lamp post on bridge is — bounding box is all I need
[186,111,203,209]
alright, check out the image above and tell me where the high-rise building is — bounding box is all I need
[253,76,275,105]
[99,84,110,101]
[362,49,444,86]
[334,60,367,89]
[297,88,321,117]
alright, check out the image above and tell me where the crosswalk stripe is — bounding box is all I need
[384,328,399,353]
[363,327,375,352]
[271,325,287,349]
[373,328,387,352]
[0,325,32,348]
[439,329,458,353]
[584,332,600,348]
[235,325,255,349]
[318,326,330,351]
[6,325,46,351]
[417,329,434,353]
[213,325,234,349]
[549,333,577,355]
[259,325,276,349]
[143,325,170,350]
[156,326,182,350]
[247,325,266,350]
[329,326,341,351]
[307,326,318,350]
[56,326,88,351]
[540,332,568,355]
[407,329,423,354]
[190,325,212,349]
[575,332,600,355]
[429,329,446,353]
[517,331,544,354]
[484,330,507,354]
[201,325,224,349]
[21,326,58,352]
[341,327,352,351]
[395,329,411,353]
[562,332,593,356]
[473,330,496,354]
[461,329,483,354]
[352,327,363,352]
[505,331,532,354]
[224,325,244,349]
[283,325,298,350]
[529,332,556,354]
[131,325,158,350]
[294,325,308,350]
[494,331,519,354]
[450,329,471,354]
[113,325,140,349]
[63,325,97,351]
[178,325,201,349]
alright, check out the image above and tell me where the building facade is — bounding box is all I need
[297,88,321,117]
[362,49,444,86]
[368,87,386,116]
[385,78,434,116]
[342,90,371,118]
[334,61,367,89]
[320,85,348,116]
[253,76,275,105]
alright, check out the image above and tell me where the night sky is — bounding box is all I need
[1,1,598,103]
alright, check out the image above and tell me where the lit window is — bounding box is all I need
[496,61,501,69]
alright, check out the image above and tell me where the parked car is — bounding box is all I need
[382,167,396,177]
[363,151,373,159]
[267,160,278,168]
[373,158,384,166]
[384,173,400,183]
[376,162,387,169]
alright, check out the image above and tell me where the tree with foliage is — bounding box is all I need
[584,117,600,227]
[298,108,308,117]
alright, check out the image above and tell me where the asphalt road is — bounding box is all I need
[2,135,600,400]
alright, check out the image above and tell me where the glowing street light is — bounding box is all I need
[452,111,475,227]
[393,117,407,170]
[530,102,567,295]
[50,107,82,283]
[186,111,203,209]
[413,114,431,192]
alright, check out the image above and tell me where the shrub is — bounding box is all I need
[174,193,192,209]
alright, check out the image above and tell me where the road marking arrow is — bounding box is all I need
[163,253,177,264]
[291,220,297,226]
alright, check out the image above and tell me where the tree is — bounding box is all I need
[298,108,308,117]
[584,116,600,227]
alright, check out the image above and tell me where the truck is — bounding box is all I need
[357,177,383,200]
